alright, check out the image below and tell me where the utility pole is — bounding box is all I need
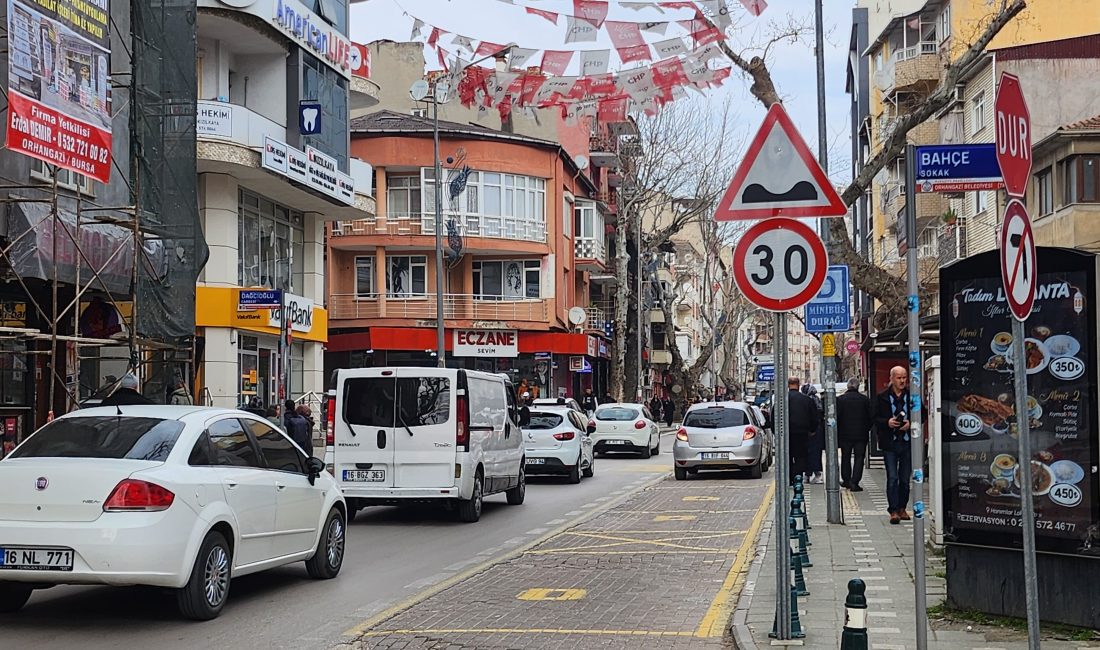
[431,83,446,368]
[815,0,842,524]
[635,208,643,401]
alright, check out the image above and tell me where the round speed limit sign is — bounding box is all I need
[732,218,828,311]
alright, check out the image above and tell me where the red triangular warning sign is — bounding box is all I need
[714,104,847,221]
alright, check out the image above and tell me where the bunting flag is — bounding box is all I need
[678,17,725,45]
[640,20,670,35]
[606,20,652,63]
[579,49,611,76]
[698,0,732,29]
[739,0,768,17]
[573,0,610,27]
[621,1,662,10]
[437,47,451,70]
[540,50,574,75]
[652,36,688,58]
[427,26,447,48]
[475,40,508,57]
[410,18,426,40]
[508,47,539,70]
[525,6,559,24]
[658,1,697,10]
[565,15,600,42]
[451,35,474,52]
[598,97,629,122]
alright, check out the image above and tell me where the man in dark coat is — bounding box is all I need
[786,378,820,483]
[875,366,913,524]
[100,374,154,406]
[836,377,873,491]
[581,388,598,414]
[662,396,675,427]
[285,408,312,457]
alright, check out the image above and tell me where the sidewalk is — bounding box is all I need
[730,469,1099,649]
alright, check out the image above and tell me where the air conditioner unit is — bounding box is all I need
[951,84,964,104]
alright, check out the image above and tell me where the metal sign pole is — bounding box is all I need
[1010,318,1041,649]
[773,311,792,639]
[904,144,929,648]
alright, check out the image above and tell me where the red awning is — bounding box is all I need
[327,328,595,355]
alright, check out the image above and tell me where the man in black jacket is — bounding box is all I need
[786,377,820,482]
[875,366,913,524]
[100,374,154,406]
[836,377,873,491]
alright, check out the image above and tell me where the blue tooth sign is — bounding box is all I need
[913,501,925,518]
[908,296,919,312]
[912,395,922,411]
[909,351,920,368]
[913,469,924,483]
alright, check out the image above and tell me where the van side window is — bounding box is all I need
[344,377,397,427]
[397,377,450,426]
[468,377,506,429]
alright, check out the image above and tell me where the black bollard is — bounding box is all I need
[840,578,869,650]
[769,585,807,639]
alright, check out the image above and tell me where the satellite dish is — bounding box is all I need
[409,80,429,101]
[568,306,587,326]
[435,81,451,104]
[575,155,589,170]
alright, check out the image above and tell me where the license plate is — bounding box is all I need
[527,458,546,465]
[702,452,732,460]
[0,547,74,571]
[343,469,386,482]
[605,440,628,445]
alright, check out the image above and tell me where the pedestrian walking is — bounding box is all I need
[581,388,598,415]
[662,396,675,427]
[266,405,282,429]
[875,366,913,524]
[295,404,315,457]
[100,374,154,406]
[243,396,266,417]
[801,384,825,484]
[786,378,820,483]
[285,407,312,457]
[601,391,614,405]
[836,377,873,491]
[168,378,193,405]
[283,399,297,431]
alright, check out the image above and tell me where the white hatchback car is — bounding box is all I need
[0,406,346,620]
[589,403,661,458]
[522,408,594,483]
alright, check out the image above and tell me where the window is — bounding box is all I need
[0,340,28,406]
[423,168,547,241]
[575,200,598,238]
[1064,155,1100,203]
[473,260,540,300]
[526,412,564,429]
[31,161,96,196]
[397,377,451,427]
[355,256,375,298]
[300,53,349,171]
[974,190,989,214]
[386,175,422,218]
[411,107,427,118]
[1036,168,1053,215]
[207,418,262,468]
[386,255,427,297]
[343,377,397,427]
[468,377,505,430]
[563,196,573,237]
[683,407,750,429]
[247,420,305,473]
[970,91,986,134]
[10,417,184,461]
[938,4,951,42]
[238,189,305,293]
[595,406,640,421]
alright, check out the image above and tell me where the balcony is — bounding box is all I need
[584,306,608,332]
[197,100,283,155]
[891,42,940,96]
[330,293,549,323]
[330,213,547,245]
[589,136,619,168]
[575,236,607,272]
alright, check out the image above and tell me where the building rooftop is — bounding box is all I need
[1063,114,1100,131]
[350,110,557,149]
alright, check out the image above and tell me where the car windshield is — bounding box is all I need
[595,407,638,421]
[9,417,186,461]
[683,408,749,429]
[525,412,563,430]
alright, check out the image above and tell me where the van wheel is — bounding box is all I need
[582,457,594,478]
[567,458,582,484]
[506,465,526,505]
[305,508,345,579]
[0,582,33,613]
[458,472,484,522]
[177,531,232,620]
[675,466,689,481]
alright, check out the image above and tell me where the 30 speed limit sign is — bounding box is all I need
[732,218,828,311]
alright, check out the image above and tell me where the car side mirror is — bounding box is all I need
[586,424,596,434]
[306,456,324,486]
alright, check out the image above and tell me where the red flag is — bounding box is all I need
[678,18,724,45]
[652,57,688,88]
[587,74,618,96]
[573,0,609,27]
[616,44,653,63]
[427,27,447,48]
[519,74,546,106]
[475,40,507,57]
[598,97,629,123]
[739,0,767,16]
[606,21,646,48]
[658,1,697,9]
[541,50,574,76]
[525,7,559,24]
[437,47,450,70]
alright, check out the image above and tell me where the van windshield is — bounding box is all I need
[343,377,451,428]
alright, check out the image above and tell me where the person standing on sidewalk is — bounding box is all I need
[875,366,913,524]
[800,383,825,484]
[837,377,873,491]
[787,377,820,483]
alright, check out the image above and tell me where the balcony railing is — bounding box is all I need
[585,306,608,331]
[331,213,546,243]
[196,100,283,150]
[895,41,939,62]
[575,236,606,263]
[330,293,549,322]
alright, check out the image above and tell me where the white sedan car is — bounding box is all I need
[589,403,661,458]
[0,406,346,620]
[523,408,594,483]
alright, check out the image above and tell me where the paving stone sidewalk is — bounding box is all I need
[731,469,1100,650]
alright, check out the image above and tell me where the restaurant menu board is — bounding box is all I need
[940,249,1100,556]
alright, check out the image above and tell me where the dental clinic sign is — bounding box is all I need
[268,293,315,333]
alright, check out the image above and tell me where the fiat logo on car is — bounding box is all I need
[35,476,48,491]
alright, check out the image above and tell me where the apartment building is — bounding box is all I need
[1029,115,1100,250]
[192,0,377,408]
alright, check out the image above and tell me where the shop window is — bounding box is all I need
[0,341,29,405]
[473,260,540,300]
[238,189,304,294]
[1063,155,1100,204]
[30,161,95,196]
[386,175,422,218]
[386,255,427,297]
[1036,168,1053,215]
[355,256,375,298]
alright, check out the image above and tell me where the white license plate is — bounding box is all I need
[0,547,74,571]
[343,469,386,482]
[527,458,546,465]
[605,440,628,445]
[702,452,732,460]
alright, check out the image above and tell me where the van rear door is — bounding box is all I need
[338,371,397,488]
[393,368,456,489]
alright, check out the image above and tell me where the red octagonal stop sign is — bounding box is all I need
[995,72,1032,198]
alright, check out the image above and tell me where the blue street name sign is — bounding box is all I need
[238,289,282,311]
[914,143,1004,193]
[756,364,775,382]
[805,265,851,333]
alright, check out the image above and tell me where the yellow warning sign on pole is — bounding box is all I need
[822,333,836,357]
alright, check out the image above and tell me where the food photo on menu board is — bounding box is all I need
[939,249,1100,556]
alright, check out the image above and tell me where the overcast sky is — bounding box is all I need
[350,0,856,183]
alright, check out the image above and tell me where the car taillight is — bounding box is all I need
[634,420,646,430]
[676,427,689,441]
[456,395,469,449]
[743,426,757,440]
[325,395,336,445]
[553,431,575,441]
[103,479,174,512]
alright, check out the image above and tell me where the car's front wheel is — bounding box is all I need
[306,508,346,579]
[0,582,33,613]
[177,531,232,620]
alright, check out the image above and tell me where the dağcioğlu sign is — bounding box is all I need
[453,329,519,357]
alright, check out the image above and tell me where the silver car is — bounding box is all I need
[673,401,771,480]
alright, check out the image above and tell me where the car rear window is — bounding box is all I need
[9,417,186,461]
[526,412,563,430]
[343,376,451,428]
[683,408,749,429]
[595,407,638,421]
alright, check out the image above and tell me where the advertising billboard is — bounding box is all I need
[6,0,112,182]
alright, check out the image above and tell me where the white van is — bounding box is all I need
[332,367,526,522]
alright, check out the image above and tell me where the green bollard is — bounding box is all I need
[791,549,809,596]
[792,515,812,567]
[769,585,807,639]
[791,498,811,545]
[840,578,869,650]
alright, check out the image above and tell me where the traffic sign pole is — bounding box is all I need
[773,312,792,640]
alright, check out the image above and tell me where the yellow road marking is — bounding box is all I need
[567,529,745,534]
[683,495,720,502]
[528,549,740,555]
[694,480,775,638]
[653,514,697,522]
[630,509,762,514]
[517,588,587,601]
[360,628,696,638]
[543,530,744,552]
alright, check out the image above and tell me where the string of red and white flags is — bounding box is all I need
[402,0,768,125]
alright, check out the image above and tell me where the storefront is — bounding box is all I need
[0,299,32,458]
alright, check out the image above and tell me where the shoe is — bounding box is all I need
[810,473,824,484]
[899,510,911,521]
[890,513,901,525]
[840,481,849,489]
[850,485,864,492]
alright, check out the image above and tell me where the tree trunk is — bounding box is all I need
[611,211,630,401]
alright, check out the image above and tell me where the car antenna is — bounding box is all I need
[116,404,124,416]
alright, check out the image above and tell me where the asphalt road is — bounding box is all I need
[0,432,675,650]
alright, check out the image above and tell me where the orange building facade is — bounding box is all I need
[325,111,619,398]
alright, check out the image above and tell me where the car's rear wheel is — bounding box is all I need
[582,456,595,478]
[306,508,345,579]
[674,466,689,481]
[458,471,484,522]
[506,465,526,505]
[639,444,652,459]
[748,461,764,479]
[0,582,33,613]
[651,437,660,455]
[567,457,582,484]
[177,531,232,620]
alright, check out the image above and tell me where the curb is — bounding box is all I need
[729,517,774,650]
